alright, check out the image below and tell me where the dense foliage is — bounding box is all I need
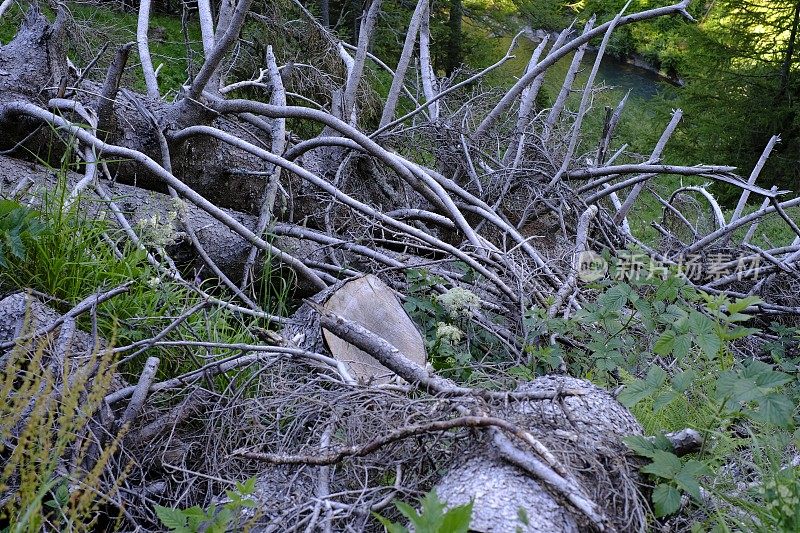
[518,0,800,200]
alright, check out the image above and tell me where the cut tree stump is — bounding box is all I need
[321,274,427,384]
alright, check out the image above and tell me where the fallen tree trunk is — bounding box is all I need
[0,154,258,283]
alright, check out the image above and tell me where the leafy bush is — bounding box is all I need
[521,251,800,527]
[0,199,44,269]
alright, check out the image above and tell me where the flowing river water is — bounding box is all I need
[582,50,676,101]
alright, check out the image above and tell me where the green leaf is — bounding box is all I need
[653,390,679,413]
[439,501,473,533]
[658,304,688,325]
[517,506,530,526]
[622,435,657,458]
[654,277,681,302]
[695,331,722,359]
[240,476,257,495]
[675,472,703,501]
[211,507,233,531]
[751,393,795,427]
[676,460,709,501]
[645,366,668,388]
[155,505,187,531]
[599,283,631,311]
[633,298,655,328]
[182,507,209,527]
[671,370,696,392]
[419,489,446,526]
[618,379,653,407]
[373,512,409,533]
[395,501,423,528]
[507,365,535,380]
[715,372,760,405]
[726,296,762,315]
[652,484,682,517]
[688,312,722,358]
[726,327,760,342]
[654,330,676,355]
[744,361,793,389]
[673,334,693,360]
[641,450,682,480]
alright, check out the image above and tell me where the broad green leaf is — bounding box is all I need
[622,435,657,458]
[419,489,446,525]
[654,330,676,356]
[654,277,681,302]
[675,472,703,501]
[751,393,795,427]
[618,379,654,407]
[687,311,714,336]
[671,370,696,392]
[726,296,762,315]
[440,501,473,533]
[715,372,761,405]
[652,484,682,517]
[676,460,709,501]
[743,361,793,389]
[507,365,535,380]
[653,390,679,413]
[688,312,722,358]
[395,501,422,528]
[641,450,682,480]
[695,331,721,359]
[724,326,760,340]
[633,298,655,328]
[658,304,688,325]
[241,476,257,494]
[673,334,693,360]
[373,512,409,533]
[680,460,710,478]
[599,284,630,311]
[645,366,669,388]
[155,505,187,531]
[181,507,209,525]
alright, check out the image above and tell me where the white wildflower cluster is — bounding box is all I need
[171,197,188,217]
[436,287,480,318]
[435,322,464,344]
[135,211,178,248]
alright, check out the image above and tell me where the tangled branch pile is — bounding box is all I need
[1,0,799,530]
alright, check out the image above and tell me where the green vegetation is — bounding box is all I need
[403,265,510,383]
[0,333,122,531]
[515,256,800,530]
[0,200,44,269]
[373,490,473,533]
[5,0,800,530]
[0,2,201,95]
[155,477,259,532]
[528,0,800,201]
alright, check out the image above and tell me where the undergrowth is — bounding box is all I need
[521,256,800,531]
[0,327,124,531]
